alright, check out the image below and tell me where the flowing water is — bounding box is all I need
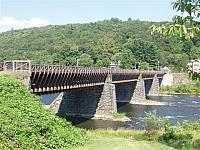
[40,94,200,130]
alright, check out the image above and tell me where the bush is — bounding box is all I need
[192,134,200,148]
[0,74,88,149]
[159,120,192,149]
[158,120,200,149]
[143,111,161,140]
[143,111,200,149]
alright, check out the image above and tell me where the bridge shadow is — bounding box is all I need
[56,86,105,120]
[38,91,93,124]
[115,81,137,103]
[144,79,153,96]
[56,113,91,125]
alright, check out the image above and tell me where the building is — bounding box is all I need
[187,59,200,74]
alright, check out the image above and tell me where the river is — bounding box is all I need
[40,94,200,130]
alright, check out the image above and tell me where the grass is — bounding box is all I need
[70,130,175,150]
[113,112,127,119]
[71,138,175,150]
[87,129,147,140]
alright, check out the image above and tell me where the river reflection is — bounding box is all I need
[70,95,200,130]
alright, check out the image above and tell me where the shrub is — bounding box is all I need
[192,134,200,148]
[143,110,161,140]
[0,74,88,149]
[143,111,200,149]
[158,120,200,149]
[159,120,192,149]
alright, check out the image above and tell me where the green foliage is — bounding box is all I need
[144,111,162,140]
[158,120,200,149]
[144,110,200,149]
[191,72,200,81]
[160,81,200,95]
[0,19,199,71]
[87,129,147,141]
[0,74,88,149]
[124,38,159,68]
[79,54,94,67]
[113,113,127,119]
[150,0,200,40]
[166,53,189,71]
[159,120,193,149]
[119,49,136,69]
[140,62,150,70]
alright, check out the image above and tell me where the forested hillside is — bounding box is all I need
[0,18,199,71]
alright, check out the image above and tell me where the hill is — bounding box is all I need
[0,18,199,71]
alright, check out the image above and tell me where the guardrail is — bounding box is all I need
[0,60,165,77]
[1,60,31,72]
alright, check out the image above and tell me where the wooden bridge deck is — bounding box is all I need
[0,61,165,93]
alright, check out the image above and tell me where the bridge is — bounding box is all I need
[0,60,165,118]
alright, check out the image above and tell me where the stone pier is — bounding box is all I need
[148,74,159,96]
[50,74,117,118]
[130,74,146,103]
[115,74,148,103]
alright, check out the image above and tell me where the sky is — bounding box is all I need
[0,0,176,32]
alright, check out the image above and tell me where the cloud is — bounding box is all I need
[0,17,50,33]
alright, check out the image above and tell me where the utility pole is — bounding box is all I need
[76,59,79,67]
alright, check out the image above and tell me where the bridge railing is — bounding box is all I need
[31,64,112,74]
[31,64,165,75]
[0,60,165,78]
[3,60,31,72]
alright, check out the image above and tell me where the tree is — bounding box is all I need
[119,49,136,69]
[123,38,159,68]
[166,53,189,71]
[190,46,200,59]
[78,54,94,67]
[52,46,81,66]
[111,52,122,64]
[150,0,200,40]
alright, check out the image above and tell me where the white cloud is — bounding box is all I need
[0,17,50,33]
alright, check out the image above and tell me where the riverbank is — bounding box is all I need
[160,80,200,95]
